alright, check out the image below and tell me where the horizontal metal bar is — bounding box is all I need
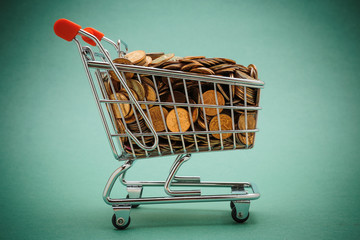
[121,180,252,188]
[174,176,200,183]
[99,99,262,110]
[117,145,255,161]
[87,61,264,87]
[105,192,260,205]
[111,129,259,137]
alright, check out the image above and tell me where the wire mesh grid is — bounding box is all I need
[81,46,263,160]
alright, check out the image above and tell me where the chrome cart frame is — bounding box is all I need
[54,19,264,229]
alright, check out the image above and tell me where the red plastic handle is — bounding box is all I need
[81,27,104,46]
[54,19,81,41]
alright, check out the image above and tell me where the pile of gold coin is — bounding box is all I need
[103,50,260,157]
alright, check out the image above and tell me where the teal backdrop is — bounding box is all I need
[1,0,360,239]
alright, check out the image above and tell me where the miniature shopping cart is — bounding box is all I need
[54,19,264,229]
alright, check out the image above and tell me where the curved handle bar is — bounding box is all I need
[81,27,104,46]
[54,18,82,41]
[54,19,159,151]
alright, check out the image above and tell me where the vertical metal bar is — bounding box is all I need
[112,71,135,158]
[136,73,159,157]
[110,70,135,157]
[151,75,173,154]
[127,73,148,157]
[167,77,186,153]
[213,83,223,150]
[252,88,260,147]
[228,83,236,149]
[243,86,249,148]
[182,79,199,152]
[198,81,211,151]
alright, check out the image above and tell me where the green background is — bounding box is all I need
[1,0,360,239]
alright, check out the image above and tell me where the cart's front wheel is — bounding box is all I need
[112,214,131,230]
[231,207,249,223]
[126,194,140,208]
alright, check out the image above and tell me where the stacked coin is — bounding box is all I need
[104,50,260,157]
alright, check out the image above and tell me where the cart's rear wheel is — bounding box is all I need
[126,194,140,208]
[231,207,249,223]
[112,214,131,230]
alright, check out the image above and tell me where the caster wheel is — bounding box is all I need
[126,194,140,208]
[230,201,235,209]
[112,214,131,230]
[231,207,249,223]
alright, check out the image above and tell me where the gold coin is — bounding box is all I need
[169,135,183,142]
[151,53,175,65]
[141,84,157,109]
[190,67,215,75]
[238,112,257,134]
[202,90,225,116]
[234,70,255,80]
[166,108,191,132]
[248,64,258,79]
[165,91,187,105]
[110,58,134,80]
[109,93,131,118]
[197,117,207,130]
[197,58,218,67]
[140,76,155,88]
[210,63,235,71]
[148,106,168,132]
[181,62,203,71]
[125,50,146,64]
[217,84,235,101]
[144,56,152,66]
[115,119,127,143]
[219,58,236,64]
[163,63,183,70]
[126,79,146,101]
[104,79,119,96]
[137,57,147,66]
[146,52,165,60]
[127,118,147,132]
[183,135,196,142]
[199,109,211,123]
[179,59,196,64]
[104,80,112,96]
[125,111,143,124]
[195,134,208,141]
[237,133,255,145]
[118,88,138,119]
[209,114,233,139]
[169,56,183,61]
[183,56,206,60]
[189,99,198,123]
[235,86,256,105]
[235,64,249,73]
[189,88,201,104]
[215,67,236,75]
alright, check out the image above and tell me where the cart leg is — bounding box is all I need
[103,160,134,229]
[126,186,143,208]
[164,154,201,196]
[103,160,133,205]
[112,205,131,230]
